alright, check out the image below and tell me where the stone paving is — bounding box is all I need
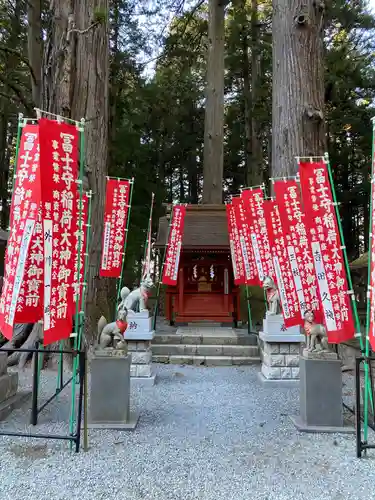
[0,364,373,500]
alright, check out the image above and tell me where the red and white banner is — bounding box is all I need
[39,118,79,345]
[14,208,43,324]
[299,160,355,343]
[232,197,258,286]
[100,179,131,278]
[369,130,375,349]
[241,188,275,281]
[274,180,323,323]
[73,192,89,308]
[162,205,186,286]
[264,200,301,327]
[226,202,245,285]
[0,125,40,338]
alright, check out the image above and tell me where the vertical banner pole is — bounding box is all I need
[153,206,174,331]
[80,190,93,319]
[116,178,134,306]
[324,154,364,348]
[69,119,86,444]
[364,121,375,441]
[142,192,155,278]
[10,114,24,197]
[325,151,374,437]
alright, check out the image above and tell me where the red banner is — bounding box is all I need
[162,205,186,286]
[299,160,355,343]
[226,203,245,285]
[232,197,258,286]
[73,192,89,309]
[0,125,40,339]
[39,118,79,345]
[274,180,323,324]
[264,200,301,327]
[241,188,275,282]
[100,179,131,278]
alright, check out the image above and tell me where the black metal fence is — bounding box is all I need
[0,344,86,453]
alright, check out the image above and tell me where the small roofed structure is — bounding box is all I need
[155,204,240,325]
[349,252,368,270]
[156,204,229,249]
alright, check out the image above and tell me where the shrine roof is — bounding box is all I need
[349,252,368,270]
[155,204,229,249]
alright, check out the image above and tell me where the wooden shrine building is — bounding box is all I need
[155,205,240,325]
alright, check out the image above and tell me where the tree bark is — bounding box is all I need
[27,0,43,107]
[240,0,253,187]
[71,0,110,340]
[42,0,110,342]
[271,0,325,177]
[42,1,75,116]
[202,0,229,204]
[240,0,262,187]
[250,0,262,184]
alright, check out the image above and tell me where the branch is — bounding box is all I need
[0,75,33,113]
[67,21,100,38]
[140,0,205,68]
[177,0,205,40]
[0,46,37,85]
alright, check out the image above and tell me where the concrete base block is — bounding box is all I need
[88,411,140,431]
[0,391,32,421]
[89,352,132,426]
[130,375,156,387]
[290,415,354,434]
[257,371,299,388]
[294,357,349,432]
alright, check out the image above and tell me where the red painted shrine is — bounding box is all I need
[156,205,240,325]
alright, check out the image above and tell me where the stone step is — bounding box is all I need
[187,322,223,327]
[152,344,259,357]
[152,333,258,346]
[152,354,260,366]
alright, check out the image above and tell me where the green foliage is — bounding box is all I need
[93,7,108,25]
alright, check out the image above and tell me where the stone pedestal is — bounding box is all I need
[291,356,353,433]
[125,310,156,386]
[258,313,305,387]
[0,352,31,420]
[88,350,139,430]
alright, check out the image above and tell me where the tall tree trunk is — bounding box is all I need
[250,0,262,183]
[240,0,253,187]
[42,1,75,115]
[71,1,110,339]
[0,0,23,229]
[271,0,325,177]
[179,165,185,201]
[27,0,43,107]
[241,0,262,187]
[202,0,229,204]
[42,0,110,342]
[188,150,199,204]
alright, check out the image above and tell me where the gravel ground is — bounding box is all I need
[0,364,373,500]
